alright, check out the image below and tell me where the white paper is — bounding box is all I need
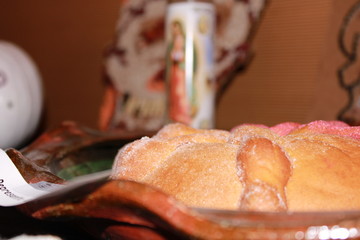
[0,149,63,207]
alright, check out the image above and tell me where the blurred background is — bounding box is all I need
[0,1,119,131]
[0,0,352,134]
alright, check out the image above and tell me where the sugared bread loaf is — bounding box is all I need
[111,121,360,211]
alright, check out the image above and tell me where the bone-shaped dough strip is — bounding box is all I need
[237,137,291,212]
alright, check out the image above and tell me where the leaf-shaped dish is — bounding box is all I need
[9,122,360,240]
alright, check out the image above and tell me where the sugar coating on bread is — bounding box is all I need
[112,126,230,182]
[281,133,360,211]
[288,120,360,140]
[111,120,360,211]
[145,143,241,209]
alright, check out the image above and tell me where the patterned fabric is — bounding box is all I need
[99,0,267,132]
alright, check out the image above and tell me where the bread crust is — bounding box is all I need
[111,121,360,211]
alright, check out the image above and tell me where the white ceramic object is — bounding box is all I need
[0,41,43,149]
